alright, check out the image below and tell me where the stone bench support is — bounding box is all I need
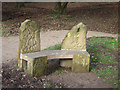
[20,50,90,77]
[72,54,90,72]
[22,56,47,77]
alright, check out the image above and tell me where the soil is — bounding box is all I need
[2,2,118,36]
[1,2,119,88]
[2,61,113,88]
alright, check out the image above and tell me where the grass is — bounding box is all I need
[45,36,119,88]
[44,82,52,88]
[44,44,61,50]
[46,15,54,20]
[87,36,119,87]
[54,70,64,74]
[56,15,62,19]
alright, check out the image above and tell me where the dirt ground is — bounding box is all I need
[2,62,113,88]
[45,70,113,88]
[2,2,118,36]
[1,2,119,88]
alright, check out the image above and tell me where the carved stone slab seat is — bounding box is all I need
[20,50,90,77]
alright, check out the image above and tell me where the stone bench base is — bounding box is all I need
[22,56,47,77]
[20,50,90,77]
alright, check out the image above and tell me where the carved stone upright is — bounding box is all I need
[18,19,40,69]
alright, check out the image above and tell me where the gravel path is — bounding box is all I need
[1,30,118,64]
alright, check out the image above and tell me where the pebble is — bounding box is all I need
[42,79,45,81]
[22,74,26,77]
[11,80,14,83]
[34,77,37,80]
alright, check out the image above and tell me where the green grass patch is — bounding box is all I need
[96,54,117,64]
[89,36,118,50]
[54,70,64,74]
[95,66,118,84]
[46,16,54,20]
[44,44,61,50]
[66,16,71,19]
[56,16,62,19]
[87,36,118,87]
[44,81,52,88]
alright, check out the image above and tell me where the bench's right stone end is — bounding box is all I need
[72,53,90,72]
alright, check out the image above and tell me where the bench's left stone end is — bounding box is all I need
[18,19,40,70]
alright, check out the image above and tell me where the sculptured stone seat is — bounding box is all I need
[20,50,90,77]
[18,19,90,77]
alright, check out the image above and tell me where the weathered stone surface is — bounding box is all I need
[22,56,47,77]
[60,59,72,68]
[61,22,87,51]
[60,22,88,67]
[18,19,40,69]
[20,50,89,59]
[72,54,90,72]
[32,57,47,77]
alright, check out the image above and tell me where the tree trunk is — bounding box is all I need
[53,2,68,14]
[17,2,24,8]
[61,2,68,14]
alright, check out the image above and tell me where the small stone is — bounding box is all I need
[11,80,14,83]
[42,79,45,81]
[34,77,37,80]
[22,74,26,77]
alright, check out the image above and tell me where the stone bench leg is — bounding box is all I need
[22,56,47,77]
[72,54,90,72]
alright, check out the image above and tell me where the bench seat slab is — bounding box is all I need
[21,50,90,76]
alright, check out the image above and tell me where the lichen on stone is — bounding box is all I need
[61,22,87,51]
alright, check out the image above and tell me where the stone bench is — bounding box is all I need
[18,20,90,77]
[20,50,90,77]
